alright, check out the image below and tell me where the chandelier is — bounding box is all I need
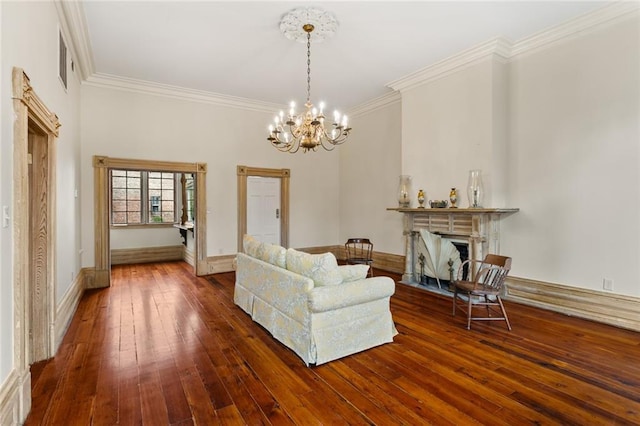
[268,8,352,153]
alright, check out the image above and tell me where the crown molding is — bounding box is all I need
[511,1,640,57]
[84,73,283,113]
[386,37,513,93]
[60,1,639,116]
[55,0,94,80]
[386,1,639,94]
[348,91,401,118]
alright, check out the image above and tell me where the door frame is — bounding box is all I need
[12,68,60,415]
[237,165,290,250]
[92,156,208,288]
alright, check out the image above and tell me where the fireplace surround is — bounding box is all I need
[388,207,518,286]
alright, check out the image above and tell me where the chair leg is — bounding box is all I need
[484,295,491,318]
[497,296,512,331]
[467,294,473,330]
[452,287,458,316]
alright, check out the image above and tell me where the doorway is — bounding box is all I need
[27,122,55,363]
[92,157,208,287]
[12,68,60,421]
[237,165,290,250]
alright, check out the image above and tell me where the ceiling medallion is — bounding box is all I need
[267,8,351,153]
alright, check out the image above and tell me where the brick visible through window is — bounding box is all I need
[110,169,176,225]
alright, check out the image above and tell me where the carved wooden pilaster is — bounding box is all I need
[11,67,61,422]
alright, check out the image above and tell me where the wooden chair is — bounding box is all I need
[344,238,374,277]
[452,254,512,330]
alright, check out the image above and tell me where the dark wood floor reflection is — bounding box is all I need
[25,261,640,425]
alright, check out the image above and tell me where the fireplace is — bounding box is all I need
[388,207,518,288]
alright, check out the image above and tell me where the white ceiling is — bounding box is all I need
[81,1,610,111]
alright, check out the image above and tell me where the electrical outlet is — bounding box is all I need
[603,278,614,291]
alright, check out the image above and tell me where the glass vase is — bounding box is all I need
[467,170,483,208]
[398,175,413,208]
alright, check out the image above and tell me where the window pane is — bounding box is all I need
[112,176,127,188]
[127,189,141,200]
[112,200,127,212]
[111,169,177,226]
[112,188,127,200]
[127,177,141,189]
[162,189,174,200]
[128,212,141,223]
[112,212,126,224]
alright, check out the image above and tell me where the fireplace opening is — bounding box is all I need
[415,230,469,291]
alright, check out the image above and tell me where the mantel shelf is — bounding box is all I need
[387,207,519,215]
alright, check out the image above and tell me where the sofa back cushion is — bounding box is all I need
[286,248,342,287]
[243,234,286,269]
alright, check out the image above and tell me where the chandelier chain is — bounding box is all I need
[306,31,311,104]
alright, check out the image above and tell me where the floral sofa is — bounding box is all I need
[234,235,398,366]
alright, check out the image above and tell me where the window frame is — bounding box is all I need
[110,168,178,227]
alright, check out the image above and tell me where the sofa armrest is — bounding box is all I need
[308,276,395,313]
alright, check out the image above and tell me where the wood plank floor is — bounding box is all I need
[25,261,640,425]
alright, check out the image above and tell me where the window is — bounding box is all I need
[110,169,176,225]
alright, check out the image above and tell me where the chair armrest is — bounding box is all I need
[456,259,484,281]
[308,276,395,313]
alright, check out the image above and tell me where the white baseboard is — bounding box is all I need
[203,254,236,274]
[55,268,87,351]
[0,370,19,426]
[505,276,640,331]
[183,246,195,267]
[0,369,31,425]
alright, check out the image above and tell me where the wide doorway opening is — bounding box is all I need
[92,156,208,288]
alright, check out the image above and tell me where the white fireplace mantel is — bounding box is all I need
[388,207,519,283]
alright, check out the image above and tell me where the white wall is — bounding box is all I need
[0,0,82,385]
[339,100,404,255]
[402,57,509,208]
[503,14,640,296]
[111,228,183,249]
[394,13,639,297]
[80,84,341,265]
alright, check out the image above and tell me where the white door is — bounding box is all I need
[247,176,281,245]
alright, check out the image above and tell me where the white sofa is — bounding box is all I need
[234,236,398,366]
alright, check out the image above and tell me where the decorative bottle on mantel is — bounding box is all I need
[398,175,413,208]
[467,170,483,208]
[417,189,426,208]
[449,187,458,208]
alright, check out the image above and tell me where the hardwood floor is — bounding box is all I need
[25,261,640,425]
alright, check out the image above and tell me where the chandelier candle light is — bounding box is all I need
[268,8,352,153]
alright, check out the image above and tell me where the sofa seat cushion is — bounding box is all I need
[286,248,342,287]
